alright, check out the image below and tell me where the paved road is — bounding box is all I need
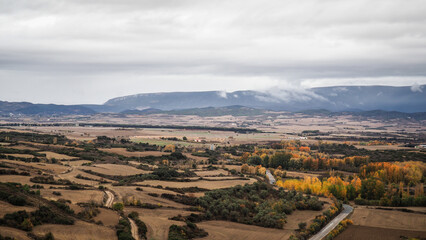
[129,218,139,240]
[266,169,276,185]
[309,204,353,240]
[105,190,114,208]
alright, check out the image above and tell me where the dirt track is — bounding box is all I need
[105,190,114,208]
[129,218,139,240]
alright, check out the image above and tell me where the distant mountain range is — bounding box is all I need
[0,101,95,115]
[102,85,426,113]
[1,85,425,116]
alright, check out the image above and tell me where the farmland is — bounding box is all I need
[0,112,425,240]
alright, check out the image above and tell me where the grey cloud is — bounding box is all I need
[0,0,426,104]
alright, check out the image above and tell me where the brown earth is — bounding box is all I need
[4,145,40,151]
[40,189,104,205]
[350,207,426,231]
[109,185,187,208]
[0,226,32,240]
[93,208,120,227]
[335,225,426,240]
[1,159,70,174]
[79,163,150,176]
[194,169,229,177]
[198,220,292,240]
[124,207,192,240]
[0,200,36,217]
[99,148,165,157]
[32,220,117,240]
[39,151,78,160]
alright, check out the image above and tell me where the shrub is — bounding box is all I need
[112,202,124,211]
[168,222,208,240]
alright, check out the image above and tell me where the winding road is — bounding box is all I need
[129,218,139,240]
[309,204,353,240]
[104,190,114,208]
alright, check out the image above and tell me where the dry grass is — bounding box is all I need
[0,226,32,240]
[5,153,34,158]
[109,185,187,208]
[284,210,319,230]
[0,175,34,185]
[5,145,39,151]
[335,225,426,240]
[58,168,110,186]
[350,207,426,231]
[79,163,150,176]
[40,189,104,204]
[0,200,36,217]
[197,221,292,240]
[60,160,92,166]
[124,207,192,240]
[99,148,165,157]
[39,151,78,160]
[93,208,120,227]
[32,220,117,240]
[194,169,229,177]
[20,141,84,150]
[285,171,321,179]
[137,178,257,190]
[1,159,70,174]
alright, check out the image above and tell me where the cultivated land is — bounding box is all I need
[0,112,424,240]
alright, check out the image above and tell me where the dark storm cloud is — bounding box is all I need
[0,0,425,104]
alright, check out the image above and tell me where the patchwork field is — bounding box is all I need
[0,116,424,240]
[124,208,192,240]
[0,200,36,217]
[335,225,426,240]
[1,159,70,174]
[39,151,78,160]
[32,220,117,240]
[99,148,165,157]
[109,185,188,208]
[79,163,150,176]
[350,207,426,231]
[197,221,292,240]
[194,169,229,177]
[0,226,32,240]
[40,189,104,204]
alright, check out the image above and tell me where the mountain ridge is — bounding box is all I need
[1,85,425,115]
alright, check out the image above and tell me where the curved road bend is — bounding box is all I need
[309,204,353,240]
[104,190,114,208]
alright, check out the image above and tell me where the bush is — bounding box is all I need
[112,202,124,211]
[168,222,208,240]
[7,195,27,206]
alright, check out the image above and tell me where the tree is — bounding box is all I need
[262,156,270,168]
[270,153,291,169]
[298,222,307,230]
[248,156,262,166]
[20,218,33,231]
[361,178,385,200]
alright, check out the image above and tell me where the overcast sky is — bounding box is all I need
[1,0,426,104]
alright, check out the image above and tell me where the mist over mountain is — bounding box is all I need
[1,85,425,115]
[103,85,426,113]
